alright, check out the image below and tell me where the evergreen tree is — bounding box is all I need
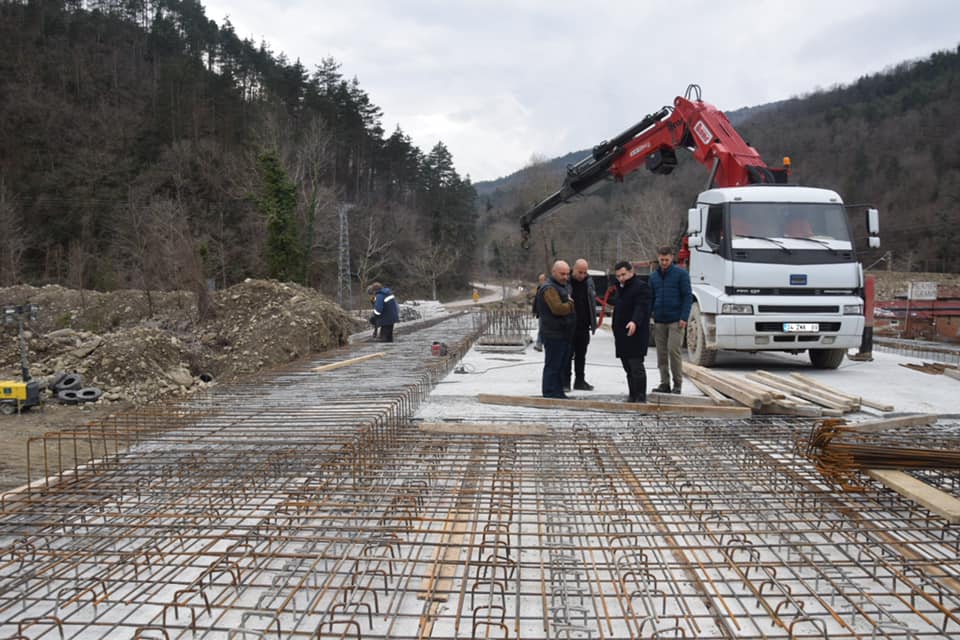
[257,151,303,282]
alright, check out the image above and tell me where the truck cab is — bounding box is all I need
[686,185,867,368]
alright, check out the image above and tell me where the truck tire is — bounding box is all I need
[686,303,717,366]
[809,348,846,369]
[0,402,15,416]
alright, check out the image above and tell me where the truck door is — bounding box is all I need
[689,204,726,293]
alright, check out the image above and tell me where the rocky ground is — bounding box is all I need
[1,279,367,403]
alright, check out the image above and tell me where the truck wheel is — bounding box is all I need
[0,402,15,416]
[809,348,846,369]
[686,303,717,366]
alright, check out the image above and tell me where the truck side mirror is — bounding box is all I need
[687,207,701,235]
[686,208,704,247]
[866,208,880,248]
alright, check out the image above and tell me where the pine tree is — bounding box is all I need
[257,151,304,282]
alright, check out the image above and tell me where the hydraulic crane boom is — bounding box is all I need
[520,85,787,247]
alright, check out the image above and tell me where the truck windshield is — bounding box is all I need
[729,202,852,243]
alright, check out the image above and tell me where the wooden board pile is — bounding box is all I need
[683,363,894,416]
[900,361,960,380]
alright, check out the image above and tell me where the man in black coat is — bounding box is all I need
[564,258,598,391]
[612,260,652,402]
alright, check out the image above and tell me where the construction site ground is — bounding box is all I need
[1,295,959,638]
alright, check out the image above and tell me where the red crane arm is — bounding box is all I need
[519,85,788,248]
[609,96,776,187]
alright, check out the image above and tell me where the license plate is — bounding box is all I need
[783,322,818,332]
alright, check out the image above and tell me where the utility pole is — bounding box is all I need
[4,303,38,382]
[337,203,355,308]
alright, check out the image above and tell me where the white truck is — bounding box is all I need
[521,85,879,368]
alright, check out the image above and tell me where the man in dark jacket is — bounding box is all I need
[368,282,400,342]
[613,260,652,402]
[649,246,692,393]
[564,258,597,391]
[537,260,575,399]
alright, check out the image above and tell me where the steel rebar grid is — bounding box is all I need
[0,313,958,638]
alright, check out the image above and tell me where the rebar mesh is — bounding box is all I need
[1,313,959,639]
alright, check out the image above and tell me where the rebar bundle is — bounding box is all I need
[799,418,960,489]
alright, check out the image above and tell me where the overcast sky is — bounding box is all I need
[201,0,959,183]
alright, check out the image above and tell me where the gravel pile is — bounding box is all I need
[0,279,363,405]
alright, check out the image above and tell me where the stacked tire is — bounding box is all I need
[51,372,102,404]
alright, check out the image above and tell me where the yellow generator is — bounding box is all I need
[0,380,41,415]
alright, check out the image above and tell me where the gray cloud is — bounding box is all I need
[203,0,959,181]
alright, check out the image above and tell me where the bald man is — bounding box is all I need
[563,258,598,391]
[535,260,576,398]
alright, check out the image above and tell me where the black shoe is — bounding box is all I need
[671,386,682,394]
[533,344,543,352]
[653,383,671,393]
[573,380,594,391]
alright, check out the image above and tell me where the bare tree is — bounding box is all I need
[618,186,685,260]
[114,197,211,321]
[0,182,26,286]
[408,245,460,300]
[354,212,395,295]
[515,155,566,273]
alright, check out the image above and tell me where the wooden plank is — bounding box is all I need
[687,377,735,406]
[477,393,752,418]
[747,372,854,411]
[418,511,469,601]
[866,469,960,524]
[418,422,549,436]
[788,372,858,401]
[645,392,730,407]
[790,372,895,412]
[845,414,938,433]
[755,402,823,417]
[310,352,385,372]
[756,370,857,408]
[683,363,766,410]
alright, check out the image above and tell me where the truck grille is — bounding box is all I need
[757,305,839,313]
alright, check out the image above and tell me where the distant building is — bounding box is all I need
[874,284,960,342]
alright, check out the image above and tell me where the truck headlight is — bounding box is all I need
[843,304,863,315]
[721,303,753,315]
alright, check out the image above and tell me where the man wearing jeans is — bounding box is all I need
[649,246,692,394]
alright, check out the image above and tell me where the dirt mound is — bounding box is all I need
[1,279,364,405]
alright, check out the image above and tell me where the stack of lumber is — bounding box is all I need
[900,361,960,380]
[683,363,894,416]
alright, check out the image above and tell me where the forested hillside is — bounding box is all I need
[476,46,960,279]
[0,0,477,307]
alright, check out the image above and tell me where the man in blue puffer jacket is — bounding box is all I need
[368,282,400,342]
[649,246,692,393]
